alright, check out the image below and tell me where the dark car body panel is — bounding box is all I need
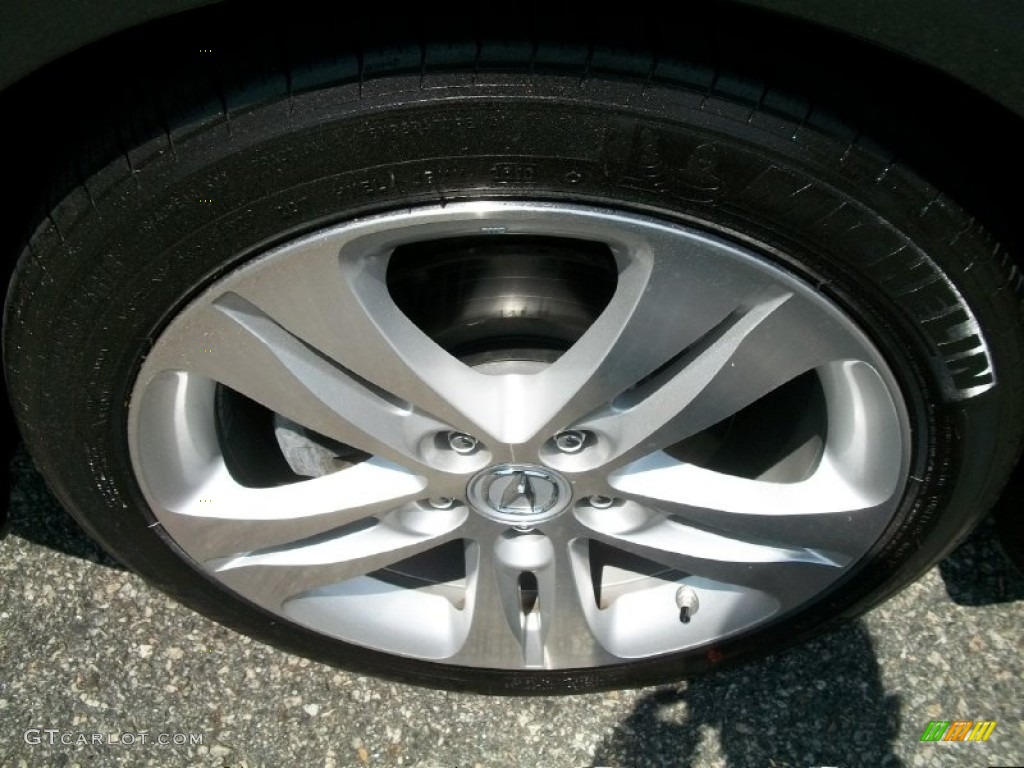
[1,0,1022,116]
[740,0,1024,117]
[0,1,218,91]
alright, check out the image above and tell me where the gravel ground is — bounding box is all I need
[1,447,1021,768]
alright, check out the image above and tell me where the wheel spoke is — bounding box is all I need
[213,232,529,442]
[574,503,844,603]
[533,535,612,668]
[578,292,866,469]
[607,452,898,555]
[142,293,451,473]
[210,508,466,609]
[156,458,426,562]
[521,228,777,444]
[449,530,542,668]
[451,526,612,668]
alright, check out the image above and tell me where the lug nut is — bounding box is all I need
[447,432,479,455]
[427,497,455,509]
[589,495,614,509]
[554,430,587,454]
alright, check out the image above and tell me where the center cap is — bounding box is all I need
[467,463,573,526]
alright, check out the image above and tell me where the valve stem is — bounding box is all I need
[675,586,699,623]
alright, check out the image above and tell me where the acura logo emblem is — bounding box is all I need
[467,464,572,526]
[493,468,553,517]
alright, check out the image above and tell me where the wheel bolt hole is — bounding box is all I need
[427,496,455,509]
[588,495,615,509]
[447,432,480,455]
[553,430,588,454]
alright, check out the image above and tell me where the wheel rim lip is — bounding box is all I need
[126,200,912,671]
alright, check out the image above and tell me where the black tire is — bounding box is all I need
[5,35,1023,694]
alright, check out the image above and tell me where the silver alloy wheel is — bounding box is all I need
[128,202,910,670]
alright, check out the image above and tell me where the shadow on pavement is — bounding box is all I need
[939,515,1024,606]
[3,444,122,568]
[591,622,902,767]
[992,461,1024,577]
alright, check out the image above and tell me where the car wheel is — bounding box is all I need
[5,39,1023,693]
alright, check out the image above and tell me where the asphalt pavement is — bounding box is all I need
[1,446,1022,768]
